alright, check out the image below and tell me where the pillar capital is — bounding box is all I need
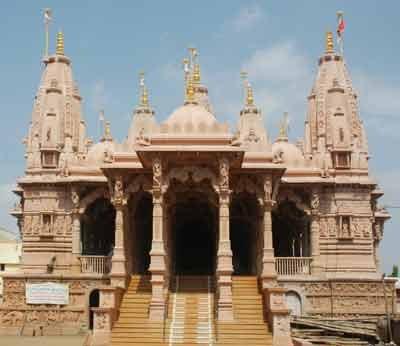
[109,175,128,208]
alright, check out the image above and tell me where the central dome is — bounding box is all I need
[165,104,216,128]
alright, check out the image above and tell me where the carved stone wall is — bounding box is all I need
[0,276,108,335]
[280,280,395,317]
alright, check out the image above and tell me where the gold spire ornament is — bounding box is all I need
[139,72,149,107]
[193,63,201,83]
[279,112,289,138]
[185,75,196,103]
[56,31,64,55]
[325,31,334,53]
[246,82,254,106]
[104,121,112,141]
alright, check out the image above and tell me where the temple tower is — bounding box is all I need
[304,32,369,173]
[25,32,87,172]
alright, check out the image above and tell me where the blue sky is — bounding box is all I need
[0,1,399,273]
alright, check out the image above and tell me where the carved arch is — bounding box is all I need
[166,166,219,193]
[79,187,109,214]
[277,189,310,215]
[126,174,152,194]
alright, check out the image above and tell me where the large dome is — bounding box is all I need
[165,104,216,128]
[272,138,305,167]
[87,140,115,163]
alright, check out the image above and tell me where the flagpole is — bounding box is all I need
[337,11,344,56]
[44,8,52,58]
[99,109,105,140]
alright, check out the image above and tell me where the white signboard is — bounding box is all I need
[26,282,69,305]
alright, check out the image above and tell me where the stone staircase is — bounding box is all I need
[216,276,273,345]
[111,275,166,345]
[110,275,272,346]
[168,276,214,345]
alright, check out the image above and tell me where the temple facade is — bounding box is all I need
[0,30,393,345]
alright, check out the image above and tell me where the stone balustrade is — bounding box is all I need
[78,255,111,274]
[275,257,312,276]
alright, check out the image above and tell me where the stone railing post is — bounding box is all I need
[260,175,293,346]
[110,176,127,288]
[149,156,167,320]
[71,188,81,273]
[216,157,234,321]
[310,189,322,275]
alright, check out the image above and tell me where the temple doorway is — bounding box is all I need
[81,198,115,256]
[272,200,310,257]
[230,194,261,275]
[129,192,153,274]
[171,191,217,275]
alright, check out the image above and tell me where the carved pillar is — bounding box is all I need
[71,188,81,273]
[261,200,276,281]
[261,176,277,284]
[310,189,322,275]
[149,157,166,320]
[216,157,234,321]
[110,176,127,288]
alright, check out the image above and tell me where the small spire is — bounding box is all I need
[279,112,289,139]
[325,31,334,54]
[139,72,149,107]
[246,82,254,106]
[56,31,64,55]
[193,63,201,84]
[185,74,196,103]
[103,121,113,141]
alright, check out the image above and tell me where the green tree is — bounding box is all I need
[391,265,399,277]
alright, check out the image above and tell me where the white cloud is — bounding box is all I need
[354,73,400,117]
[239,42,312,138]
[243,42,310,83]
[353,73,400,138]
[232,4,264,32]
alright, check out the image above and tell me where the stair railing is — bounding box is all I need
[213,276,219,342]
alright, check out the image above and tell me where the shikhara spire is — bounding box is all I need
[304,30,369,172]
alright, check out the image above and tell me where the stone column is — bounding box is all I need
[149,157,166,320]
[70,188,81,273]
[110,176,127,288]
[310,189,322,275]
[260,176,294,346]
[216,158,234,321]
[261,199,277,282]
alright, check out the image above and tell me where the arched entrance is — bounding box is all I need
[89,289,99,330]
[272,199,310,257]
[81,198,115,256]
[170,188,217,275]
[129,192,153,274]
[230,194,261,275]
[286,291,302,316]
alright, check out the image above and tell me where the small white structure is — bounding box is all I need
[0,228,21,298]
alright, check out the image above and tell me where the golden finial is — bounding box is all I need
[246,82,254,106]
[186,75,196,103]
[139,71,149,107]
[104,121,112,141]
[325,31,334,53]
[193,63,201,83]
[56,31,64,55]
[279,112,289,138]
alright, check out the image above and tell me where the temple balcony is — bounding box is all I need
[78,255,111,274]
[275,257,312,276]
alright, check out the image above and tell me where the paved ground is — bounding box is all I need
[0,335,86,346]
